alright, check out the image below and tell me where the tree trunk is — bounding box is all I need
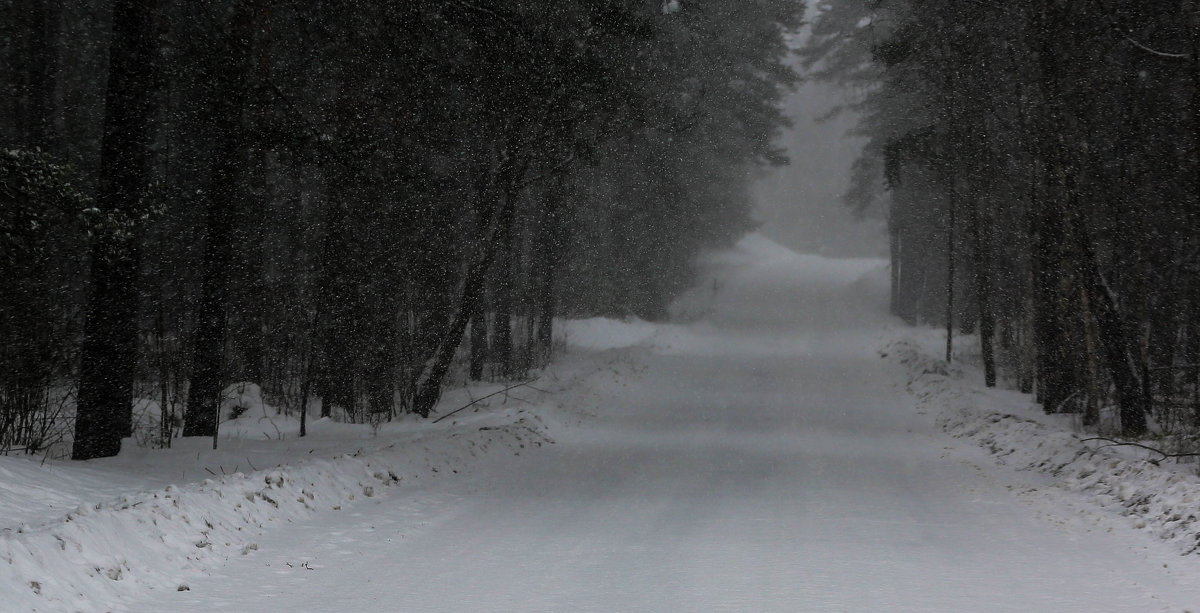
[73,0,162,460]
[231,3,273,385]
[492,190,517,377]
[469,306,487,381]
[1069,212,1148,436]
[1081,287,1100,427]
[182,186,233,438]
[945,178,956,364]
[1189,0,1200,424]
[414,161,520,418]
[183,7,253,439]
[535,242,558,363]
[231,152,266,385]
[316,161,358,420]
[1030,0,1087,415]
[968,195,996,387]
[533,182,564,363]
[1019,286,1035,395]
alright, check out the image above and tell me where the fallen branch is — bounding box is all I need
[432,379,539,424]
[1081,437,1200,465]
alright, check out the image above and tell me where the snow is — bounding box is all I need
[6,233,1200,611]
[0,382,552,613]
[895,332,1200,556]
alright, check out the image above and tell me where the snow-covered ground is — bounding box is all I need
[6,233,1200,612]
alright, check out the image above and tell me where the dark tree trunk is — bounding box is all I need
[182,189,234,437]
[231,3,273,385]
[317,198,358,420]
[944,178,956,363]
[1081,288,1101,427]
[73,0,162,460]
[315,154,359,420]
[968,195,996,387]
[1069,213,1148,436]
[1018,287,1035,395]
[889,219,902,318]
[365,334,396,419]
[533,183,564,361]
[299,317,317,438]
[535,245,558,360]
[75,238,142,459]
[1189,0,1200,423]
[414,162,520,418]
[231,151,266,385]
[491,190,517,377]
[1189,283,1200,423]
[183,7,253,439]
[1030,0,1087,415]
[469,306,487,381]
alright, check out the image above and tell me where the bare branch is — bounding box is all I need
[1120,34,1190,59]
[1081,437,1200,464]
[431,379,541,424]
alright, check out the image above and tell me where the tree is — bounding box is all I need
[74,0,164,460]
[803,0,1165,434]
[0,0,803,451]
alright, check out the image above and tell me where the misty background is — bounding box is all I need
[752,33,886,258]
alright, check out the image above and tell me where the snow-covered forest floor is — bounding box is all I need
[6,234,1200,612]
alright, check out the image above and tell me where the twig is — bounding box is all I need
[1119,33,1189,59]
[1089,0,1191,60]
[432,380,538,424]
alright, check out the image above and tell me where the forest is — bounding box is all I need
[805,0,1200,438]
[0,0,802,460]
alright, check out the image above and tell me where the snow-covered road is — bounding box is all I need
[121,237,1200,612]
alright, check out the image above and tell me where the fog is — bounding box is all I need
[752,63,886,258]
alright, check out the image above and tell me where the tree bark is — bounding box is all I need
[944,176,956,363]
[1069,212,1148,436]
[414,161,519,418]
[469,306,487,381]
[968,194,996,387]
[183,6,254,438]
[491,191,517,377]
[182,185,233,438]
[1030,0,1086,415]
[533,181,565,362]
[73,0,162,460]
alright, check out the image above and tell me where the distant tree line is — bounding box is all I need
[805,0,1200,436]
[0,0,801,459]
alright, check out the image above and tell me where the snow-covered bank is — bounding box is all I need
[0,311,663,613]
[0,378,569,613]
[892,331,1200,555]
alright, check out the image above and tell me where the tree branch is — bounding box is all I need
[431,379,539,424]
[1081,437,1200,464]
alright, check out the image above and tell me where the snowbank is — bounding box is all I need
[0,412,549,613]
[891,333,1200,555]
